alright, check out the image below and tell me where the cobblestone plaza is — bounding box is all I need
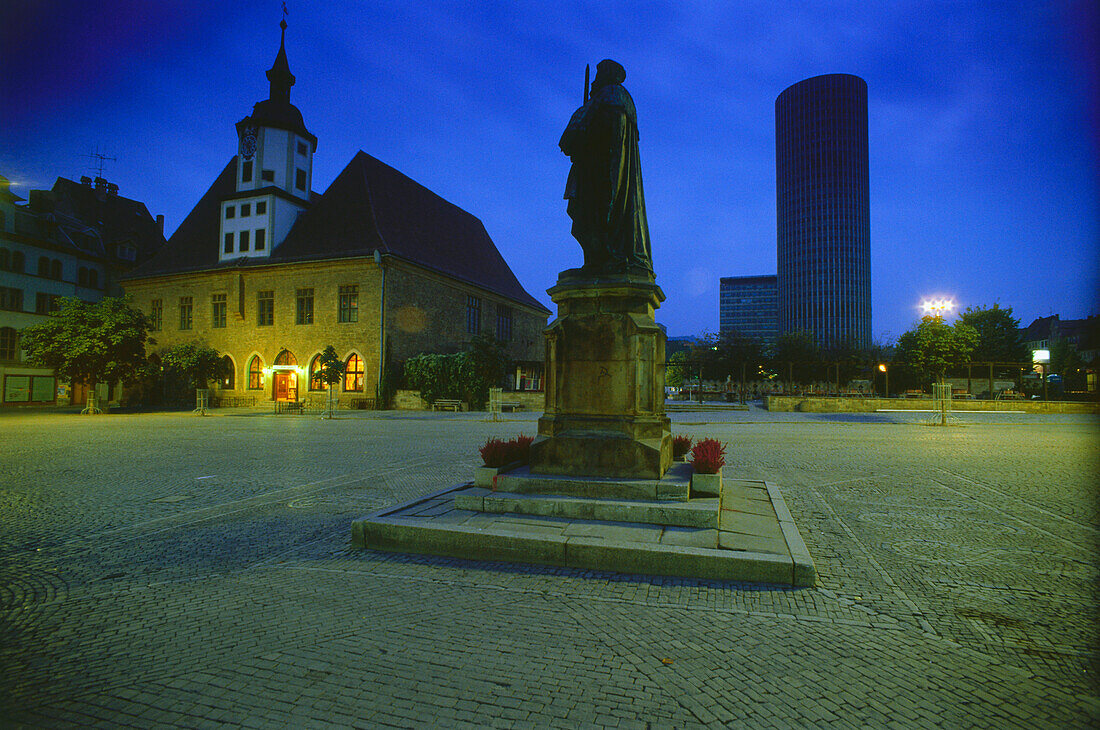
[1,408,1097,728]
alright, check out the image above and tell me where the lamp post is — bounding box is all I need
[878,363,888,398]
[1032,349,1050,401]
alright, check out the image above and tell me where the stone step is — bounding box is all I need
[455,488,719,529]
[493,462,693,502]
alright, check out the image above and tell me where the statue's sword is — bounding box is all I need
[584,64,590,104]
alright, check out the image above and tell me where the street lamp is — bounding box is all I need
[878,363,888,398]
[920,297,956,317]
[1032,349,1050,400]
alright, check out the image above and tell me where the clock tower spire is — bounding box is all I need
[221,18,317,262]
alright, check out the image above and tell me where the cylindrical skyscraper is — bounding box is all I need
[776,73,870,349]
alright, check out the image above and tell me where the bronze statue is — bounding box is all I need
[559,60,653,277]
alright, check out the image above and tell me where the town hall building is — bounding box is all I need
[122,21,549,407]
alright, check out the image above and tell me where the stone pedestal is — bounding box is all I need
[530,273,671,479]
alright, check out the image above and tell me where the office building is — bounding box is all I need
[719,275,777,344]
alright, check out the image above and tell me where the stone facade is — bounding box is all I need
[124,255,546,405]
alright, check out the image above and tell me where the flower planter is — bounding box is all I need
[691,470,722,498]
[473,461,523,488]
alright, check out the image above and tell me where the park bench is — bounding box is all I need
[500,401,525,412]
[348,396,376,410]
[903,389,928,398]
[433,399,463,411]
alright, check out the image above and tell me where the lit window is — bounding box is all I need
[309,354,325,391]
[344,354,364,392]
[248,356,264,390]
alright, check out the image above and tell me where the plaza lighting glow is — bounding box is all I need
[1032,349,1050,363]
[920,297,956,316]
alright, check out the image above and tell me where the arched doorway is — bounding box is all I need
[273,349,298,402]
[220,355,235,390]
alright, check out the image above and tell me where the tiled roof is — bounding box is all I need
[126,152,548,312]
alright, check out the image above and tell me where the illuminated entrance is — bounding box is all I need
[272,350,298,402]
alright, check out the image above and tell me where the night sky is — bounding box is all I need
[3,1,1097,342]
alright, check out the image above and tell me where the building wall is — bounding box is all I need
[123,255,547,404]
[776,73,871,349]
[719,275,777,344]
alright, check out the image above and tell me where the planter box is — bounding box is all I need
[473,461,524,488]
[691,470,723,498]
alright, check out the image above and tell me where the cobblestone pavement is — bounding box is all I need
[1,407,1097,728]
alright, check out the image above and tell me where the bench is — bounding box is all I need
[903,390,928,398]
[274,401,304,415]
[348,396,376,410]
[433,399,463,411]
[500,402,525,412]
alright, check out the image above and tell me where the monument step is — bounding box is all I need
[493,461,692,502]
[454,488,718,529]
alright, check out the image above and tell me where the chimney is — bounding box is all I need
[93,176,108,200]
[106,182,119,196]
[156,214,165,235]
[81,176,93,186]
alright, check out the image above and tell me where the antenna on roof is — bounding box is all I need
[83,145,117,178]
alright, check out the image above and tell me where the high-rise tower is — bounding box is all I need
[775,73,870,349]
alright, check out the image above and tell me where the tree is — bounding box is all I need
[1050,338,1086,394]
[20,296,151,404]
[958,304,1028,363]
[315,345,344,417]
[161,342,229,391]
[665,350,690,387]
[768,330,820,389]
[893,316,979,386]
[466,333,510,409]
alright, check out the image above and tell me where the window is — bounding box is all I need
[466,295,481,334]
[338,285,358,323]
[296,288,313,324]
[10,251,23,273]
[220,355,235,390]
[116,245,136,262]
[309,354,325,391]
[295,168,307,191]
[239,230,250,252]
[241,203,251,217]
[0,327,18,361]
[149,299,162,331]
[0,249,8,270]
[0,287,22,312]
[212,293,227,328]
[297,141,308,155]
[241,160,253,182]
[256,201,266,214]
[248,356,264,390]
[344,354,364,391]
[496,304,513,342]
[224,232,233,254]
[50,260,61,280]
[261,170,274,182]
[34,293,58,314]
[257,290,274,326]
[254,229,265,251]
[78,267,89,286]
[38,256,49,276]
[88,270,98,289]
[179,296,193,330]
[225,206,235,219]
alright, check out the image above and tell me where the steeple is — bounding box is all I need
[266,19,295,105]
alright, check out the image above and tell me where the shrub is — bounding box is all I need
[690,438,726,474]
[479,435,534,468]
[672,435,693,460]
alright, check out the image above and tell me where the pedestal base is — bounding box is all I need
[530,273,671,480]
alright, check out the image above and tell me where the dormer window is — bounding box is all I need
[295,169,306,191]
[256,201,267,214]
[224,233,233,254]
[262,170,274,182]
[225,206,235,219]
[255,229,266,250]
[239,230,250,252]
[241,203,251,217]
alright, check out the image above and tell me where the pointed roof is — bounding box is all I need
[124,152,548,313]
[237,19,316,150]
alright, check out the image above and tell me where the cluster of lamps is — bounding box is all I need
[920,298,956,316]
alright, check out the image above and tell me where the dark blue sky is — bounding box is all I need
[3,1,1097,340]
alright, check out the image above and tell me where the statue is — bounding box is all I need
[559,59,653,277]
